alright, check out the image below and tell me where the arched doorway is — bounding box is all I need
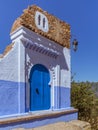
[30,64,50,111]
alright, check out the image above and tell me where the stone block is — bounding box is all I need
[69,120,91,130]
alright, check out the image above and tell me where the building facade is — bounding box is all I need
[0,5,78,130]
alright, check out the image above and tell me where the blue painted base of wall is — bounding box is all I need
[54,86,71,109]
[0,110,78,130]
[0,80,73,121]
[0,80,78,130]
[0,80,25,116]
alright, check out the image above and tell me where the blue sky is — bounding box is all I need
[0,0,98,82]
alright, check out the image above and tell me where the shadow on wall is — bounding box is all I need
[22,39,70,111]
[23,40,69,80]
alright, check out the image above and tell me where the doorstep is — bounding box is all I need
[0,109,78,125]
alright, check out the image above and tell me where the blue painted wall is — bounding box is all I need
[54,87,71,109]
[0,80,71,116]
[0,80,25,116]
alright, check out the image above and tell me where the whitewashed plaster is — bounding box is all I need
[0,43,19,82]
[11,26,70,88]
[2,26,71,88]
[0,40,25,83]
[35,11,49,32]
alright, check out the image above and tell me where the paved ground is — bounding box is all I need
[12,120,91,130]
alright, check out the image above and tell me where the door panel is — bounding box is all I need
[43,72,50,109]
[30,64,50,111]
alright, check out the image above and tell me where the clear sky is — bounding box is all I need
[0,0,98,82]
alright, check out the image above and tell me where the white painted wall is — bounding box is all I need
[0,43,19,82]
[0,40,25,83]
[35,11,49,32]
[0,26,71,88]
[10,26,71,88]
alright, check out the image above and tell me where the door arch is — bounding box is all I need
[30,64,50,111]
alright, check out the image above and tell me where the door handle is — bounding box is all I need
[36,88,39,95]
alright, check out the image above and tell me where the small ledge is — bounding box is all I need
[0,109,78,125]
[21,37,60,59]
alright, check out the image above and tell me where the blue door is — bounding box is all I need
[30,64,50,111]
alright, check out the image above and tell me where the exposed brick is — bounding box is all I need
[11,5,70,48]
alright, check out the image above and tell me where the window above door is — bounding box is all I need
[35,11,49,32]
